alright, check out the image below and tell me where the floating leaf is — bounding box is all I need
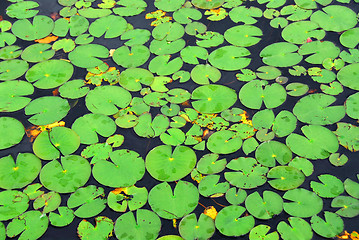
[283,188,323,218]
[146,145,196,182]
[114,209,161,240]
[260,42,302,67]
[208,45,250,71]
[39,155,91,193]
[148,181,199,219]
[0,80,34,112]
[6,211,48,240]
[0,117,24,150]
[224,25,263,47]
[310,174,344,198]
[0,153,41,190]
[277,217,312,240]
[192,84,237,114]
[93,149,145,187]
[245,191,283,219]
[0,190,29,221]
[215,205,255,237]
[12,15,53,40]
[179,213,215,240]
[310,212,344,238]
[286,125,339,159]
[78,216,113,240]
[67,185,106,218]
[334,122,359,152]
[293,93,345,125]
[107,185,147,212]
[225,157,269,189]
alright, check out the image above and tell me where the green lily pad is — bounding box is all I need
[6,1,39,19]
[0,117,24,150]
[208,45,251,71]
[310,212,344,238]
[239,80,287,109]
[293,93,345,125]
[67,185,106,218]
[39,155,91,193]
[53,15,89,37]
[180,46,208,65]
[121,29,151,46]
[337,63,359,90]
[190,64,221,85]
[298,41,340,64]
[0,80,34,112]
[334,122,359,152]
[215,205,255,236]
[207,130,242,154]
[68,44,108,68]
[113,45,150,68]
[255,141,292,167]
[310,5,357,32]
[286,124,339,159]
[260,42,302,67]
[332,196,359,218]
[107,185,147,212]
[72,113,116,144]
[245,191,283,219]
[288,157,314,177]
[21,43,54,62]
[281,21,325,44]
[229,6,262,24]
[0,153,41,190]
[146,145,196,182]
[249,225,279,240]
[6,210,48,240]
[173,7,202,24]
[224,25,263,47]
[196,153,227,174]
[59,80,89,99]
[277,217,312,240]
[267,166,305,191]
[225,157,269,189]
[225,187,247,205]
[148,181,199,219]
[49,207,74,227]
[33,191,61,214]
[179,213,215,240]
[154,0,185,11]
[191,84,237,114]
[192,0,225,9]
[272,110,297,137]
[0,59,28,81]
[25,59,74,89]
[0,45,22,60]
[198,174,229,197]
[78,216,113,240]
[119,68,154,92]
[0,190,29,221]
[12,15,53,40]
[85,85,132,115]
[310,174,344,198]
[148,55,183,76]
[89,15,127,38]
[283,188,323,218]
[114,209,161,240]
[25,96,70,125]
[93,149,145,187]
[340,28,359,48]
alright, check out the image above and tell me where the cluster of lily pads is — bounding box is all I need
[0,0,359,239]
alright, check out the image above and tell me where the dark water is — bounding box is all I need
[0,0,359,239]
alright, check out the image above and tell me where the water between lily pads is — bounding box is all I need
[0,0,359,239]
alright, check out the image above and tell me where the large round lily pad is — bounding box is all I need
[148,181,199,219]
[93,149,145,187]
[145,145,196,182]
[0,117,24,150]
[191,84,237,114]
[40,155,91,193]
[0,153,41,190]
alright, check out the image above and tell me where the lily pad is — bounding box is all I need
[113,45,150,68]
[0,190,29,221]
[39,155,91,193]
[0,80,34,112]
[267,166,305,191]
[78,216,113,240]
[93,149,145,187]
[191,84,237,114]
[245,191,283,219]
[25,96,70,125]
[0,117,24,150]
[215,205,255,236]
[0,59,28,81]
[310,212,344,238]
[25,59,74,89]
[260,42,302,67]
[224,25,263,47]
[148,181,199,219]
[146,145,196,182]
[208,45,251,71]
[114,209,161,240]
[0,153,41,190]
[179,213,215,240]
[11,15,53,40]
